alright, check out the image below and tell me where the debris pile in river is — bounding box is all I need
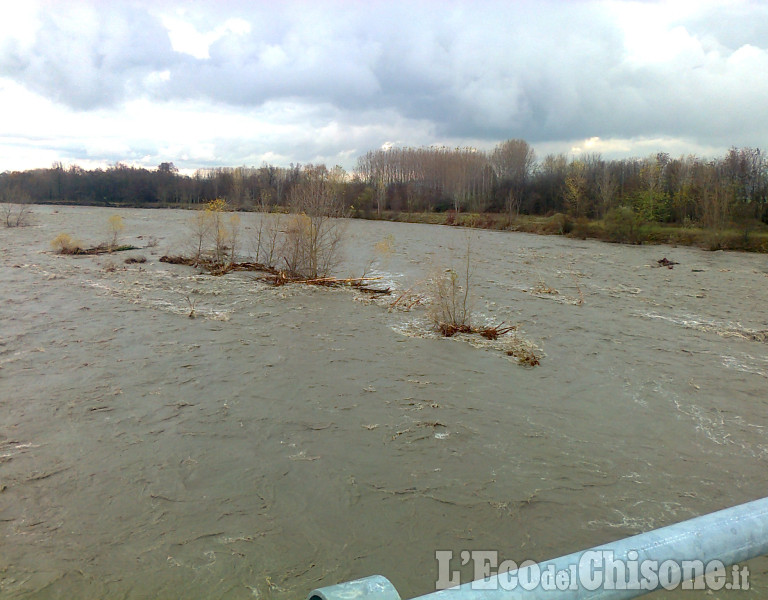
[656,257,679,269]
[159,255,390,295]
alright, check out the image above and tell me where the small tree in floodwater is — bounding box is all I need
[189,208,213,263]
[176,170,348,278]
[51,233,82,254]
[107,215,125,249]
[187,198,240,266]
[428,235,473,336]
[282,165,347,278]
[252,211,283,270]
[1,187,33,228]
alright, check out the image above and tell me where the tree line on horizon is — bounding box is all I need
[1,141,767,229]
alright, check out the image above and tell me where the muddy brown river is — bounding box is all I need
[1,206,767,599]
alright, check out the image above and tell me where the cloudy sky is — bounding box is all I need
[1,0,767,173]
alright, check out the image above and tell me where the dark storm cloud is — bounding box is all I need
[147,1,634,143]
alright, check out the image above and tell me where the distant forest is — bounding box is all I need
[2,140,767,229]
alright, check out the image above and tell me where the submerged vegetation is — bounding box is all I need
[51,214,138,255]
[428,240,472,337]
[163,167,350,281]
[49,191,543,365]
[423,236,541,365]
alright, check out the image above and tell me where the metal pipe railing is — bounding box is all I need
[308,496,768,600]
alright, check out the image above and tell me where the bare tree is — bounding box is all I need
[537,153,568,213]
[1,187,33,227]
[428,234,473,335]
[699,162,732,231]
[185,198,240,266]
[356,146,495,214]
[596,163,618,218]
[282,165,347,278]
[252,212,283,268]
[188,208,213,263]
[491,139,536,217]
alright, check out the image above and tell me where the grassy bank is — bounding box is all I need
[37,201,768,253]
[360,210,768,253]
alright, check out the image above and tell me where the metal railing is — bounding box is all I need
[308,496,768,600]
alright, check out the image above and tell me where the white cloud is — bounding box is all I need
[0,1,41,50]
[161,14,251,59]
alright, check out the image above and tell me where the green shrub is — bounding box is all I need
[604,206,642,243]
[571,217,592,239]
[540,213,572,235]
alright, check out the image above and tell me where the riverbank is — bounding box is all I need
[24,200,768,253]
[360,210,768,253]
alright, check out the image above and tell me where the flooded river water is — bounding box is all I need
[1,206,767,599]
